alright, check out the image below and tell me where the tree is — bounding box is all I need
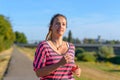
[0,15,15,51]
[14,31,27,43]
[83,38,89,44]
[63,30,81,43]
[63,36,67,41]
[67,30,73,43]
[83,38,97,44]
[98,46,115,58]
[74,38,81,44]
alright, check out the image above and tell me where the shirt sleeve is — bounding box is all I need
[72,44,75,64]
[33,43,47,71]
[67,42,76,67]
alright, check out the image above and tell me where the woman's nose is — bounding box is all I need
[59,24,64,28]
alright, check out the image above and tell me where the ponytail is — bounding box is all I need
[45,30,52,40]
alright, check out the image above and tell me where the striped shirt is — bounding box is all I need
[33,40,75,80]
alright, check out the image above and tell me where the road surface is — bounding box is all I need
[3,47,39,80]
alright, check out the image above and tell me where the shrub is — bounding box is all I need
[108,56,120,64]
[98,46,115,58]
[97,51,106,61]
[77,52,96,62]
[75,48,85,56]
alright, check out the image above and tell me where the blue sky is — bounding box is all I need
[0,0,120,42]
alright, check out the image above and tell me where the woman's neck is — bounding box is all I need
[51,37,62,44]
[51,34,63,42]
[51,36,63,50]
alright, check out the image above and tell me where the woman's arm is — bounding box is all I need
[35,62,61,77]
[35,54,72,77]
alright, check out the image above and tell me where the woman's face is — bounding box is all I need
[51,16,67,36]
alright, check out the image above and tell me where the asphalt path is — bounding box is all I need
[3,47,39,80]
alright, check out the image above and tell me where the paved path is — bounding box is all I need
[3,47,39,80]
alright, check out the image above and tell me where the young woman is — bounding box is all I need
[33,13,81,80]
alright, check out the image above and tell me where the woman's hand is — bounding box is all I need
[72,65,81,77]
[58,54,73,66]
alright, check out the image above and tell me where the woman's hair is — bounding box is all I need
[45,13,67,40]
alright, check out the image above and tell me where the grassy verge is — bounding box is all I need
[76,61,120,80]
[0,47,13,80]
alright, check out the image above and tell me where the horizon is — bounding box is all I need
[0,0,120,42]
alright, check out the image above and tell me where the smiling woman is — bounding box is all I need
[33,13,81,80]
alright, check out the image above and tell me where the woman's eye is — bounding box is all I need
[62,23,66,26]
[56,22,60,25]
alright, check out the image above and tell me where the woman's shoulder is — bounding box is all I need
[37,40,48,47]
[66,41,74,46]
[65,41,75,49]
[39,40,47,44]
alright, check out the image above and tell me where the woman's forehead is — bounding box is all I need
[54,16,66,22]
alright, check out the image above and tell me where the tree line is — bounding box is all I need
[63,30,81,44]
[64,30,120,44]
[0,14,27,52]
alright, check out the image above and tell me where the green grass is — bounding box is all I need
[75,61,120,80]
[75,76,92,80]
[78,61,120,75]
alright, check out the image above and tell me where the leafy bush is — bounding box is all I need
[107,56,120,64]
[0,15,15,52]
[97,51,106,61]
[98,46,115,58]
[14,31,27,44]
[77,52,96,62]
[75,48,85,56]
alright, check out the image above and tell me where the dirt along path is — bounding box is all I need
[3,46,39,80]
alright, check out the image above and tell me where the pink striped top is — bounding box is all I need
[33,40,75,80]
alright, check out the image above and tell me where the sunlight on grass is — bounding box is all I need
[0,47,13,80]
[76,61,120,80]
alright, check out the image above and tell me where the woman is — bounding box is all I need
[33,13,81,80]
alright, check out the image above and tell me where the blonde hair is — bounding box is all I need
[45,13,67,40]
[45,28,52,40]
